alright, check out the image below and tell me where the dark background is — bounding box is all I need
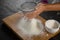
[0,0,60,40]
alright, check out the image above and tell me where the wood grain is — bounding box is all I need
[3,12,60,40]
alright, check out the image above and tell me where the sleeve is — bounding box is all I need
[41,0,48,3]
[52,0,60,4]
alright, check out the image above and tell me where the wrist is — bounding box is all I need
[43,4,48,11]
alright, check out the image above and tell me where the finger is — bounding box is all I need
[35,3,43,9]
[36,3,46,7]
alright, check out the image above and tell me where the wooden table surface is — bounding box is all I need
[3,12,60,40]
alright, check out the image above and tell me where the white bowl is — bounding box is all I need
[45,20,60,34]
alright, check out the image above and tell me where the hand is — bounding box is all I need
[25,3,46,19]
[35,3,46,12]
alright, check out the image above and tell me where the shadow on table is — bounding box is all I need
[1,23,23,40]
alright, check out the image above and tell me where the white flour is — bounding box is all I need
[17,17,44,36]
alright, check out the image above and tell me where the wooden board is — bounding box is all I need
[3,12,60,40]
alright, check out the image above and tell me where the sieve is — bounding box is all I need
[20,2,37,12]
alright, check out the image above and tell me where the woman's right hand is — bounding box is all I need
[25,3,47,19]
[35,3,46,12]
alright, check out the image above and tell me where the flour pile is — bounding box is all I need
[17,17,44,36]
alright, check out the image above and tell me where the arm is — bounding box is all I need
[45,3,60,11]
[25,3,60,19]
